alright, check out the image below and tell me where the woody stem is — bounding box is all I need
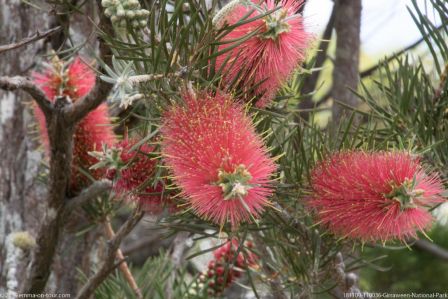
[104,219,143,299]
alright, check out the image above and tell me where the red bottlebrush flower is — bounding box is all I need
[161,91,276,228]
[33,56,116,191]
[200,240,258,295]
[308,151,445,243]
[106,138,170,214]
[214,0,309,108]
[32,56,95,100]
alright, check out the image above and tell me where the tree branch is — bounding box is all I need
[412,239,448,262]
[22,96,75,294]
[0,76,53,117]
[64,0,114,124]
[0,26,62,54]
[104,219,143,299]
[75,208,144,299]
[65,179,112,212]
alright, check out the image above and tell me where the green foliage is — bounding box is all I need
[37,0,448,296]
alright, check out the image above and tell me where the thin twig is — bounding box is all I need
[0,26,62,54]
[65,179,112,212]
[0,76,53,117]
[331,252,367,299]
[75,208,144,299]
[252,233,287,299]
[104,219,143,299]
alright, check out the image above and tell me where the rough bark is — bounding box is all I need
[330,0,362,123]
[0,1,105,295]
[0,0,50,294]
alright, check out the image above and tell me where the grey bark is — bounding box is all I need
[0,0,50,293]
[0,1,104,295]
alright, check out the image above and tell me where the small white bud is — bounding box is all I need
[101,0,112,7]
[139,20,147,28]
[116,6,125,17]
[111,15,119,23]
[104,7,114,17]
[126,10,135,18]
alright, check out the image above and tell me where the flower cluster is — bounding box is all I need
[198,240,258,296]
[33,56,116,191]
[308,151,445,243]
[161,91,276,228]
[102,0,149,28]
[214,0,309,107]
[103,138,171,214]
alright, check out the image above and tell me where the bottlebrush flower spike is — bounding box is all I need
[199,240,258,296]
[161,91,276,228]
[104,138,171,214]
[33,55,116,191]
[32,56,96,100]
[214,0,310,107]
[308,151,445,243]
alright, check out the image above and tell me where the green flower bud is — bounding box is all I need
[128,0,140,9]
[101,0,112,7]
[104,7,114,17]
[126,10,135,18]
[134,9,144,17]
[132,20,140,28]
[139,20,147,28]
[111,15,119,23]
[116,6,125,17]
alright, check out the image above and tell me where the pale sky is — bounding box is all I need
[303,0,442,56]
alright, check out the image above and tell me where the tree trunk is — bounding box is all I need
[0,1,50,294]
[331,0,362,123]
[0,1,102,295]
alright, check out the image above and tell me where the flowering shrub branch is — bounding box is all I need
[75,208,144,299]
